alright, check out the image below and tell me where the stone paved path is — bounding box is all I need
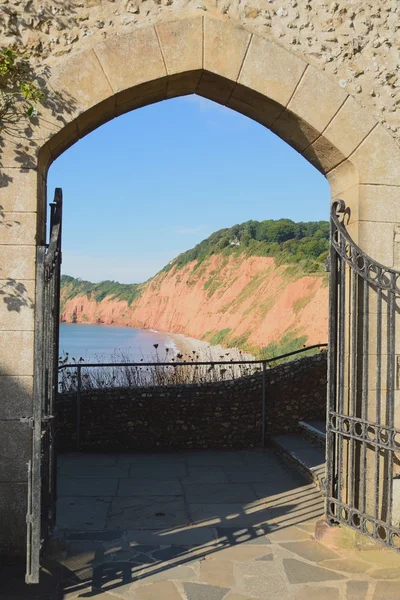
[2,450,400,599]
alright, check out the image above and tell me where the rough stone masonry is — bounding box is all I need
[56,353,328,451]
[1,0,398,142]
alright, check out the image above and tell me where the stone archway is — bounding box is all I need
[1,15,400,560]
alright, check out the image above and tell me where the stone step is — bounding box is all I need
[298,419,326,449]
[270,433,326,493]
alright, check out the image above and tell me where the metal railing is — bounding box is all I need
[57,343,327,450]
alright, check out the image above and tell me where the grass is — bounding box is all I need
[257,297,276,319]
[203,275,225,297]
[227,269,271,311]
[58,347,263,393]
[293,294,315,315]
[60,275,142,309]
[209,328,232,346]
[229,331,251,348]
[259,330,308,361]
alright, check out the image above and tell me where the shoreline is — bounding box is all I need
[59,322,256,363]
[168,332,255,363]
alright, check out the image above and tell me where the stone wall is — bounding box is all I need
[0,1,398,142]
[56,352,327,452]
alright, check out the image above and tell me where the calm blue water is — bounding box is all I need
[58,323,178,363]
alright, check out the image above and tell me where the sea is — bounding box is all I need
[58,323,179,363]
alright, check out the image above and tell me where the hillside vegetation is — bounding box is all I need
[60,275,142,311]
[60,218,330,357]
[165,218,329,274]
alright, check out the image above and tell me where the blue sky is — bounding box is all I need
[47,95,330,284]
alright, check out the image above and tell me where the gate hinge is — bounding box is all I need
[20,415,55,427]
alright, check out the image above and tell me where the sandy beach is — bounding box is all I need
[169,332,256,363]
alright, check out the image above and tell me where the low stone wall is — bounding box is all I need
[56,352,327,452]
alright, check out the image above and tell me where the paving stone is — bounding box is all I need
[184,582,230,600]
[224,595,262,600]
[251,476,308,501]
[256,553,274,561]
[296,521,318,534]
[215,545,268,561]
[61,453,118,466]
[58,477,119,497]
[233,560,290,599]
[59,463,129,479]
[280,541,339,562]
[61,572,104,600]
[368,566,400,580]
[124,527,217,547]
[92,561,137,594]
[268,527,311,542]
[183,466,229,484]
[215,526,271,546]
[243,536,271,546]
[117,453,185,464]
[62,583,105,600]
[151,546,188,562]
[107,496,189,530]
[129,464,187,479]
[183,483,258,504]
[135,581,183,600]
[346,581,370,599]
[102,539,131,554]
[66,530,123,541]
[252,481,317,503]
[188,503,271,527]
[130,545,159,554]
[57,497,111,530]
[65,540,103,559]
[282,558,346,584]
[373,581,400,600]
[186,452,244,467]
[360,549,400,568]
[70,594,117,600]
[118,479,182,497]
[138,564,199,583]
[318,558,370,573]
[200,558,234,587]
[295,585,339,599]
[101,550,133,563]
[223,469,277,484]
[129,553,157,565]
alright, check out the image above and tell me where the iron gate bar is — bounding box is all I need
[26,245,46,584]
[327,199,400,551]
[361,276,369,516]
[27,189,62,584]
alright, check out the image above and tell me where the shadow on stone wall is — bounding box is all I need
[0,367,32,558]
[0,63,77,182]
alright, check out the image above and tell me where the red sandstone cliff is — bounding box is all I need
[60,254,328,353]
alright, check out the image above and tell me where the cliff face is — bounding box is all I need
[60,253,328,354]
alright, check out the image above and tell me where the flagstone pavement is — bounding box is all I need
[2,450,400,599]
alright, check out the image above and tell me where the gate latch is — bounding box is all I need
[20,416,34,428]
[42,415,55,423]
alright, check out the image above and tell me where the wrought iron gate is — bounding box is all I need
[26,189,62,583]
[327,199,400,550]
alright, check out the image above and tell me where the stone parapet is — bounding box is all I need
[56,353,328,452]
